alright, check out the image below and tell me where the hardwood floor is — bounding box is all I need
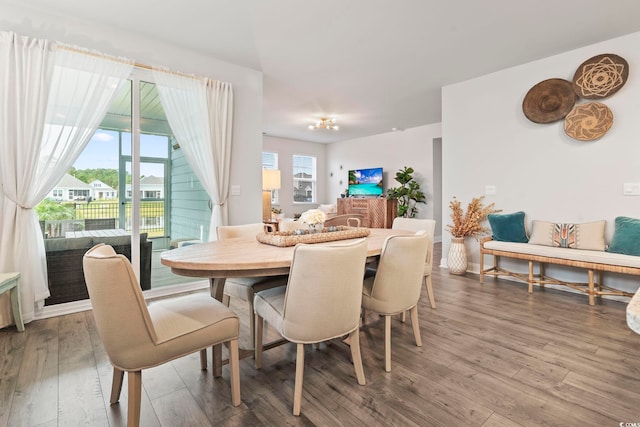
[2,243,640,426]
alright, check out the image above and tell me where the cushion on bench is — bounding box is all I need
[528,220,605,251]
[608,216,640,256]
[487,211,528,243]
[484,240,640,269]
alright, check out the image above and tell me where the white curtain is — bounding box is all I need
[152,70,234,240]
[0,32,133,321]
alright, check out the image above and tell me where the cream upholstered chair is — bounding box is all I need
[362,231,429,372]
[392,217,437,309]
[254,239,368,416]
[83,244,241,427]
[324,213,364,227]
[217,223,288,347]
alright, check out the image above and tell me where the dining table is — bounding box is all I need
[160,227,410,375]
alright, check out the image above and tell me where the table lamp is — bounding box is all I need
[262,169,281,221]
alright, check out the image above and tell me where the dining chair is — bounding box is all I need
[83,244,241,427]
[254,239,368,416]
[362,231,429,372]
[217,223,289,347]
[324,213,364,227]
[392,217,437,309]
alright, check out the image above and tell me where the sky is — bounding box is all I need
[73,129,168,178]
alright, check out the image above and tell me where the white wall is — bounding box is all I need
[442,31,640,292]
[326,123,443,240]
[1,3,264,225]
[263,135,327,218]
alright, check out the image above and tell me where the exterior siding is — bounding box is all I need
[169,148,211,241]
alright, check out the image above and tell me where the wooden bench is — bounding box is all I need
[479,237,640,305]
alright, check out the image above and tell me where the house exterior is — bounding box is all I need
[140,175,164,199]
[293,172,314,202]
[89,180,117,200]
[126,175,165,199]
[47,173,92,202]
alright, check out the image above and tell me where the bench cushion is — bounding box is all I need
[484,240,640,269]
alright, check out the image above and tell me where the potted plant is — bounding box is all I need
[446,196,500,275]
[386,166,426,218]
[271,207,285,221]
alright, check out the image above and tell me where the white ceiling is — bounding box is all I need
[16,0,640,143]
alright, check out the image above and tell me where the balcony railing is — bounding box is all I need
[41,200,165,238]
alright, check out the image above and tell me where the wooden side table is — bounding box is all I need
[0,273,24,332]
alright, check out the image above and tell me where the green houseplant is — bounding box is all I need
[386,166,426,218]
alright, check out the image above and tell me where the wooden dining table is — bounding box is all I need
[161,227,408,299]
[160,227,410,374]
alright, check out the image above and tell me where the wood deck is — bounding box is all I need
[2,243,640,426]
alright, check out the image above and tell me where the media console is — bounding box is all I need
[336,197,397,228]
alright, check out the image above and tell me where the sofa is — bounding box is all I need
[44,233,152,305]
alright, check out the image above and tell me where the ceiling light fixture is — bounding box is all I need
[308,117,339,131]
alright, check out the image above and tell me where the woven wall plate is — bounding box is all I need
[572,53,629,99]
[522,78,577,123]
[564,102,613,141]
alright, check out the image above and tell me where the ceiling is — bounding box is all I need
[16,0,640,143]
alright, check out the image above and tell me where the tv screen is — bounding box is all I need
[348,167,384,196]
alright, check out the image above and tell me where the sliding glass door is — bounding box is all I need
[39,70,211,305]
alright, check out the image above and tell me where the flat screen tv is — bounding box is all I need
[348,167,384,196]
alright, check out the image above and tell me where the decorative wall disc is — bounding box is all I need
[572,53,629,99]
[564,102,613,141]
[522,78,577,123]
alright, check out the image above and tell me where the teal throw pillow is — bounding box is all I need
[487,211,529,243]
[607,216,640,256]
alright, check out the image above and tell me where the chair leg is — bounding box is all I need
[425,275,436,309]
[400,312,406,323]
[110,368,124,404]
[248,298,256,350]
[212,344,222,378]
[384,315,392,372]
[348,329,366,385]
[410,305,422,347]
[228,339,241,406]
[255,314,264,369]
[200,348,207,370]
[293,343,305,416]
[127,371,142,427]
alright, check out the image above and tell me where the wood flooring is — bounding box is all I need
[2,243,640,426]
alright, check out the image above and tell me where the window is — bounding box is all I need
[293,155,316,203]
[262,151,279,204]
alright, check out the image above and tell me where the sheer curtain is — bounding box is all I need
[0,32,133,321]
[152,70,234,240]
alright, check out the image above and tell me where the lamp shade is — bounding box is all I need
[262,169,281,190]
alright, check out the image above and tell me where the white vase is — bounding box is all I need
[448,237,468,275]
